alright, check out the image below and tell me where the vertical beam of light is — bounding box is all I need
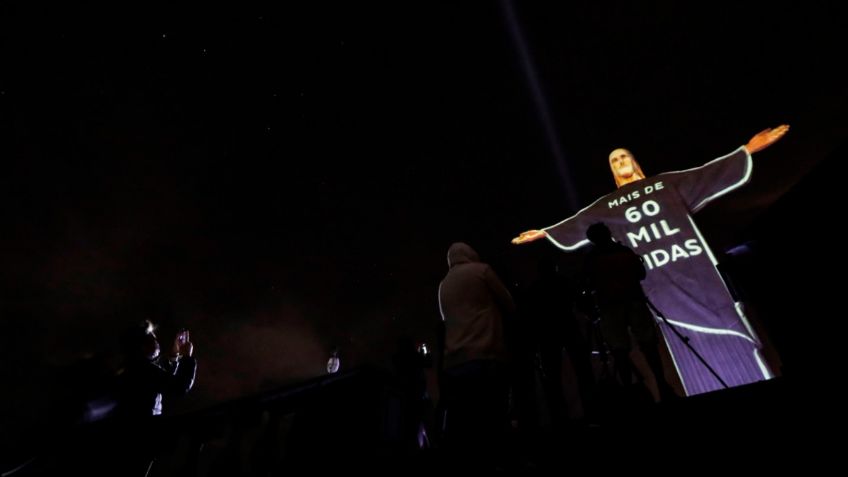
[499,0,579,212]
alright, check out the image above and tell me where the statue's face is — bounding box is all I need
[609,148,637,179]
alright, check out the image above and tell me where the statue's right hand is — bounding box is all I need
[511,230,547,244]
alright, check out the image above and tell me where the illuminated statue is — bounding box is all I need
[512,125,789,395]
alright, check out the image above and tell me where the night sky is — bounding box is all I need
[2,0,846,435]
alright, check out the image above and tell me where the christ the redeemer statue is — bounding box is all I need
[512,125,789,395]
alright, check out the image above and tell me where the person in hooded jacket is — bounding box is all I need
[437,242,515,465]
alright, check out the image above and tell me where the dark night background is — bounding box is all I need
[1,0,846,448]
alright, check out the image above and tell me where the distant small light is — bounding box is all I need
[162,34,167,39]
[327,351,340,374]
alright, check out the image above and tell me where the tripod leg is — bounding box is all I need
[644,296,729,390]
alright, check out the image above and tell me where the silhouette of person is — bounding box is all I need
[584,222,677,402]
[512,125,789,395]
[437,242,515,466]
[114,320,197,418]
[391,335,430,452]
[523,256,595,424]
[107,320,198,476]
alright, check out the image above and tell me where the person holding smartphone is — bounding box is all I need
[115,321,197,418]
